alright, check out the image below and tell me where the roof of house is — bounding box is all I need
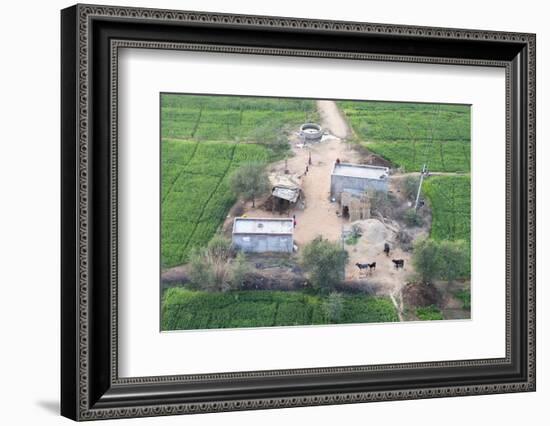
[332,163,389,180]
[232,217,294,235]
[269,173,302,203]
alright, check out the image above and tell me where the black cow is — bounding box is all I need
[355,263,370,271]
[368,262,376,271]
[392,259,405,269]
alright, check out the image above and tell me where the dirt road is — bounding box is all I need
[243,100,359,245]
[316,100,351,139]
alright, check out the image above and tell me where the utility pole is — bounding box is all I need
[414,163,427,210]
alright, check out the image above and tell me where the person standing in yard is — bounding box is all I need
[293,214,297,228]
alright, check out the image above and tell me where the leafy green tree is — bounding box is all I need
[438,240,470,282]
[412,238,470,284]
[250,121,291,152]
[412,238,442,284]
[230,162,270,207]
[301,237,348,293]
[322,292,345,323]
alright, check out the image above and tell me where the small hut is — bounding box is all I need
[268,174,303,211]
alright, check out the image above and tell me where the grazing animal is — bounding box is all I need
[392,259,405,269]
[355,263,370,271]
[368,262,376,271]
[384,243,390,257]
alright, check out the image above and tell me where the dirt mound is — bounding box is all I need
[402,282,440,307]
[364,153,392,168]
[350,218,396,254]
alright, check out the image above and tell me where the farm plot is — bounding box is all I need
[161,139,269,268]
[161,94,318,142]
[338,101,471,172]
[160,94,321,268]
[422,175,471,244]
[161,288,399,330]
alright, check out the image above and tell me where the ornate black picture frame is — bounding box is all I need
[61,4,536,421]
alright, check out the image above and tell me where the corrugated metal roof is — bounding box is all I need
[233,217,294,235]
[272,187,300,203]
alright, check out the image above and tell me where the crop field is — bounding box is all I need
[422,175,471,244]
[161,288,399,330]
[338,101,471,172]
[162,94,318,141]
[161,139,270,267]
[160,94,321,268]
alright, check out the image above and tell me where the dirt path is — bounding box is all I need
[316,100,351,139]
[243,101,360,245]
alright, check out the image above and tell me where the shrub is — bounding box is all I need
[403,208,423,227]
[455,289,471,310]
[188,235,245,292]
[416,305,444,321]
[301,237,349,294]
[438,240,470,282]
[367,189,394,217]
[322,292,344,323]
[412,238,443,284]
[401,175,420,200]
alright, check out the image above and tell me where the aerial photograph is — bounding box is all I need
[159,93,471,331]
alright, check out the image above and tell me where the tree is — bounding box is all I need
[438,240,469,283]
[322,292,344,323]
[412,238,442,284]
[230,162,270,207]
[412,238,470,284]
[250,121,290,152]
[301,237,348,293]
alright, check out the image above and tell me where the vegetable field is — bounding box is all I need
[338,101,471,172]
[422,175,471,244]
[162,94,318,141]
[161,288,399,330]
[161,139,270,267]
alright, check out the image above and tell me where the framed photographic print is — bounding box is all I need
[61,4,536,421]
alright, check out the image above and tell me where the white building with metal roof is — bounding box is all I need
[232,217,294,253]
[330,162,389,200]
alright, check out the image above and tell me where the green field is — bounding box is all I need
[162,288,399,330]
[422,175,471,243]
[161,94,319,268]
[161,140,270,267]
[338,101,470,172]
[162,94,318,141]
